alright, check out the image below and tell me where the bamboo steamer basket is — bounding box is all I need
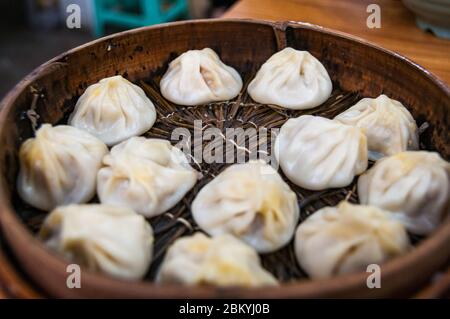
[0,19,449,298]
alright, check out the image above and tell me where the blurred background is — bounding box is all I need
[0,0,449,99]
[0,0,237,97]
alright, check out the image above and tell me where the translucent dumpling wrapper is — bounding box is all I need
[192,160,299,253]
[334,94,419,160]
[17,124,108,211]
[156,232,278,286]
[295,201,410,279]
[39,204,154,280]
[68,75,157,146]
[97,137,200,217]
[160,48,243,105]
[274,115,368,190]
[247,47,332,110]
[358,151,450,235]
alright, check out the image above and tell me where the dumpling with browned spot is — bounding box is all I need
[40,204,153,280]
[334,95,419,160]
[192,160,299,253]
[157,232,277,286]
[69,75,156,146]
[295,201,410,279]
[358,151,450,235]
[97,137,200,218]
[17,124,107,211]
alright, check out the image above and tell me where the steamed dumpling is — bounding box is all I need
[192,160,299,253]
[160,48,243,105]
[97,137,199,217]
[17,124,108,211]
[157,232,277,286]
[39,204,153,280]
[295,201,410,279]
[248,48,332,110]
[358,151,450,235]
[334,95,419,160]
[68,75,156,146]
[275,115,368,190]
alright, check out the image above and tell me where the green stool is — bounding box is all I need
[93,0,189,37]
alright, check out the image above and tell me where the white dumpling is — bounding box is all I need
[68,75,156,146]
[247,47,332,110]
[160,48,243,105]
[192,160,299,253]
[17,124,108,211]
[334,95,419,160]
[97,137,200,217]
[275,115,368,190]
[295,201,410,279]
[157,232,277,286]
[39,204,153,280]
[358,151,450,235]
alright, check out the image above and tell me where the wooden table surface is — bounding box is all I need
[223,0,450,85]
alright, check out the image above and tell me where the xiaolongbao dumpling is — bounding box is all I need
[248,47,332,110]
[68,75,156,146]
[358,151,450,235]
[192,160,299,253]
[39,204,153,280]
[274,115,368,190]
[295,201,410,279]
[157,232,277,286]
[334,95,419,160]
[160,48,243,105]
[97,137,200,217]
[17,124,108,211]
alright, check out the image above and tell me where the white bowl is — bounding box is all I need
[402,0,450,39]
